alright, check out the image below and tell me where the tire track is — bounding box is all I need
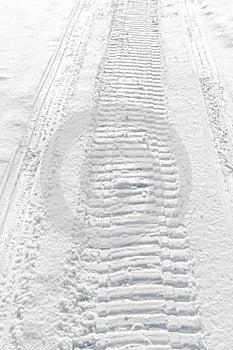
[0,0,90,233]
[0,1,97,348]
[62,0,205,349]
[180,0,233,221]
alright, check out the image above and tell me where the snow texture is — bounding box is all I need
[0,0,233,350]
[200,0,233,47]
[0,0,75,180]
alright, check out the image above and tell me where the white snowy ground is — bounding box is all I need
[0,0,75,181]
[1,0,233,350]
[161,1,233,348]
[200,0,233,48]
[199,0,233,136]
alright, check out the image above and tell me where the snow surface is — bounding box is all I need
[199,0,233,185]
[0,0,233,350]
[0,0,75,180]
[162,1,233,348]
[200,0,233,47]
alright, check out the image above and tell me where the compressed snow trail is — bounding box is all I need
[58,0,205,349]
[0,0,207,349]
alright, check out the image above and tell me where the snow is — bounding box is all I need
[200,0,233,47]
[0,0,75,181]
[0,0,233,349]
[161,1,233,348]
[198,0,233,188]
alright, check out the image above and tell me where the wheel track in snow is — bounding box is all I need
[0,0,97,348]
[0,0,90,232]
[180,0,233,222]
[0,0,206,348]
[61,0,205,349]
